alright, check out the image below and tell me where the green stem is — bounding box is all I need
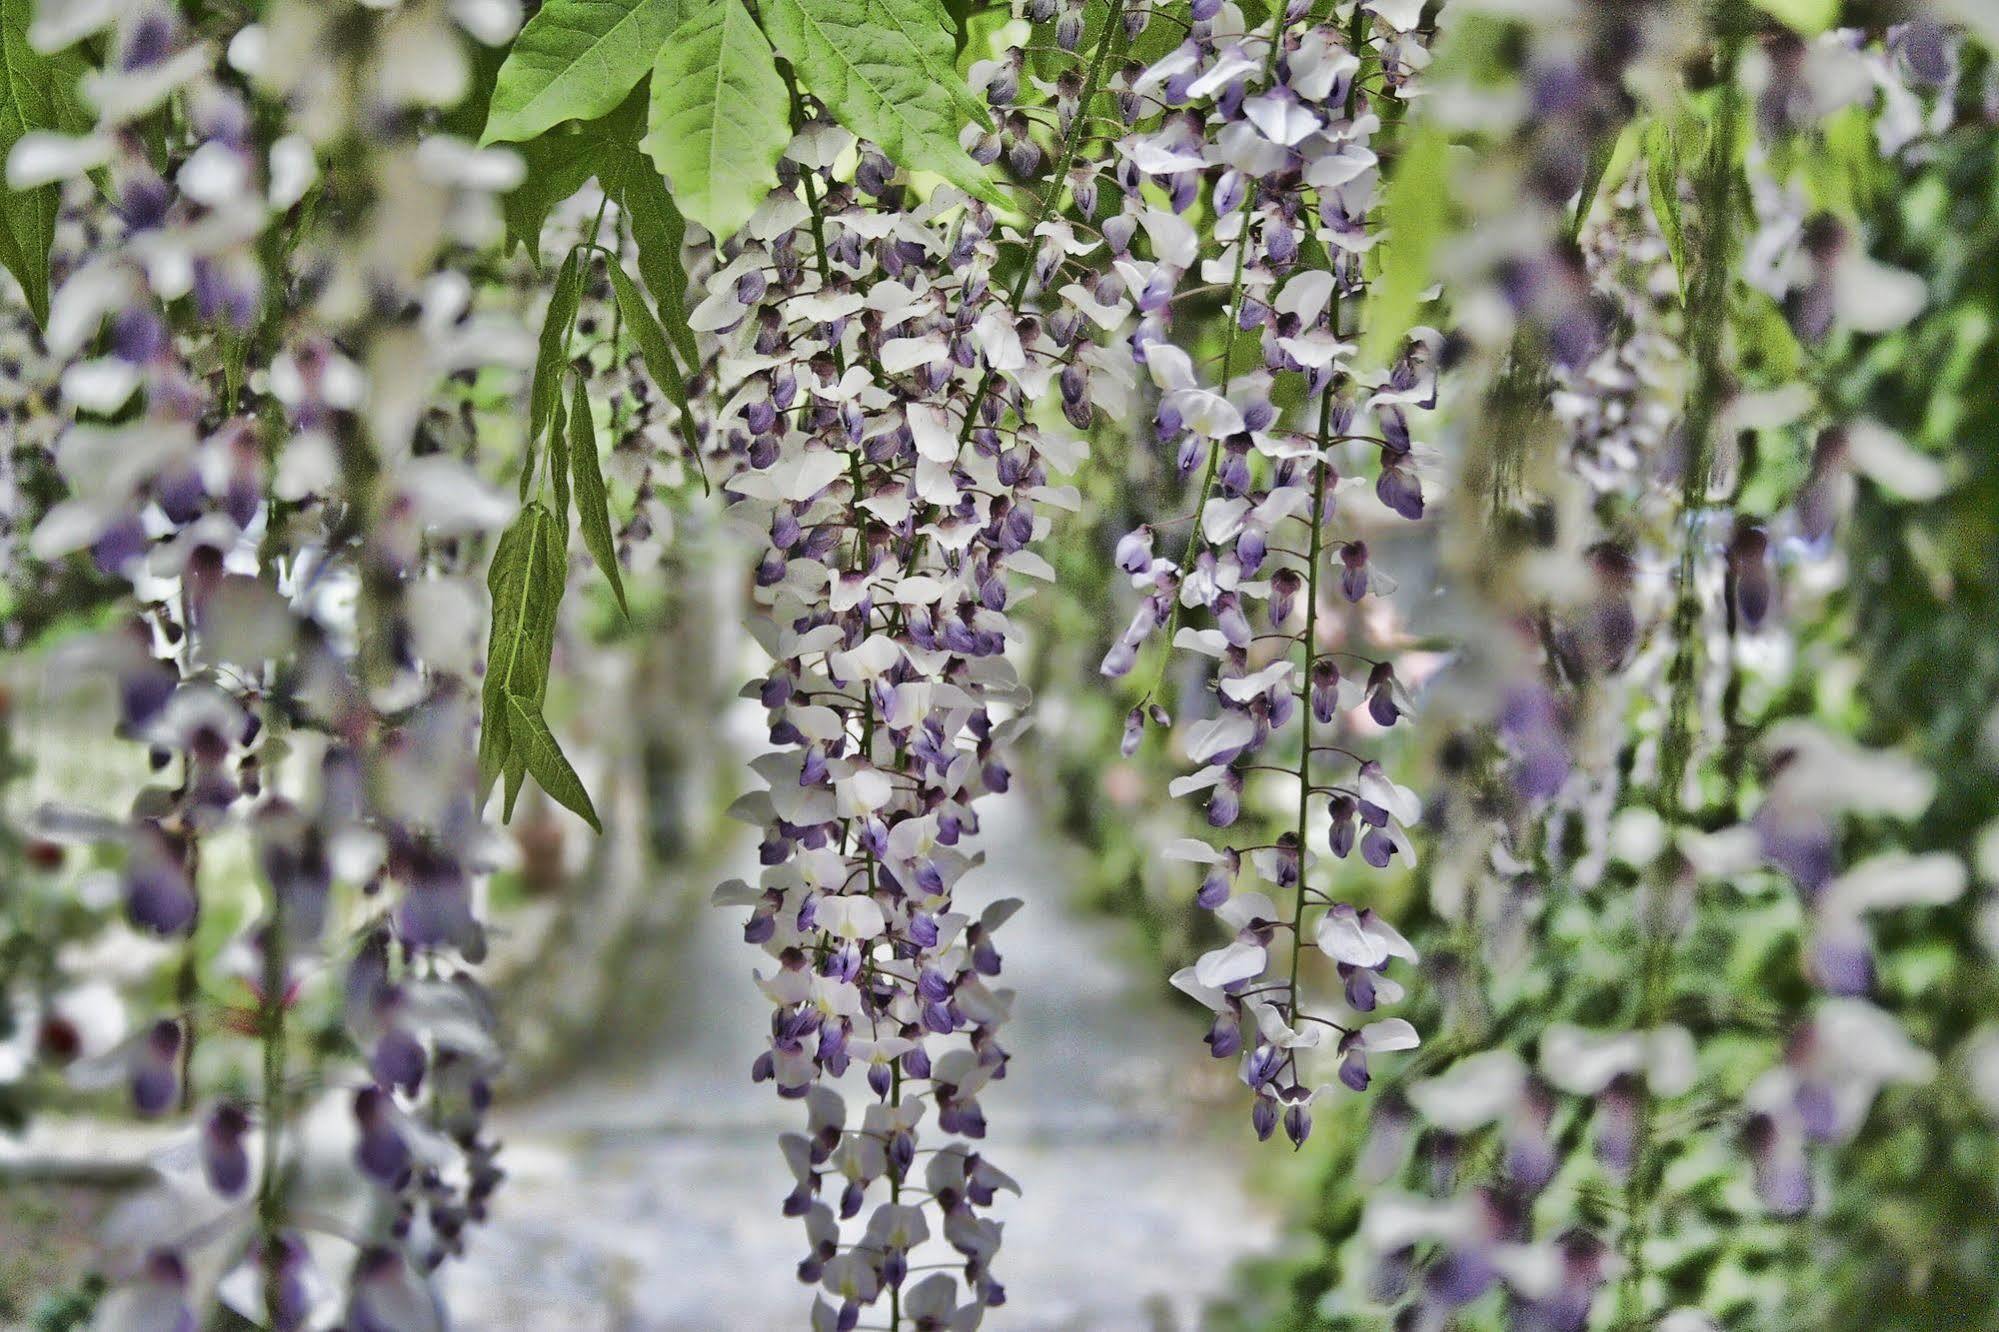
[790,116,902,1318]
[877,1,1130,633]
[257,787,287,1319]
[1615,35,1741,1330]
[172,598,203,1114]
[797,172,845,379]
[1136,178,1261,706]
[1287,385,1334,1019]
[1286,0,1363,1032]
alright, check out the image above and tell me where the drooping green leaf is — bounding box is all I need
[760,0,1000,203]
[0,0,89,327]
[478,503,568,796]
[481,0,686,147]
[600,251,687,412]
[607,146,697,366]
[599,252,703,492]
[1645,118,1689,298]
[548,383,573,531]
[643,0,790,243]
[527,249,583,498]
[503,693,602,832]
[1570,119,1639,246]
[493,699,525,817]
[503,126,611,260]
[568,375,628,615]
[503,744,528,820]
[1359,123,1449,371]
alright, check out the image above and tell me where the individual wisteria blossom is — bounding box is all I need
[11,1,526,1325]
[1096,0,1435,1141]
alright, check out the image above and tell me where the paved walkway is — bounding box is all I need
[446,794,1278,1330]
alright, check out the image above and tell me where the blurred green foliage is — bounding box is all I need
[1020,23,1999,1332]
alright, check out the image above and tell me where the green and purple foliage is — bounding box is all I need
[0,2,1994,1330]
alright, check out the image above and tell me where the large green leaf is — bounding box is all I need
[503,693,602,831]
[865,0,990,129]
[478,503,567,796]
[481,0,685,146]
[0,0,88,327]
[760,0,999,203]
[643,0,790,243]
[567,375,628,615]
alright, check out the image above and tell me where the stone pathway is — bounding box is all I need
[446,794,1278,1330]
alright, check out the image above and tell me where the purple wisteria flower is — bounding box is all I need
[704,100,1124,1316]
[19,2,524,1324]
[1094,0,1435,1141]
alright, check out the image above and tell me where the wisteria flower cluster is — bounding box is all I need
[1091,0,1436,1143]
[1306,11,1993,1332]
[702,116,1093,1324]
[5,0,526,1324]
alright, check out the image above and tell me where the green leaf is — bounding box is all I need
[1645,118,1689,299]
[478,503,568,796]
[601,251,687,414]
[482,0,687,146]
[528,249,583,495]
[1803,103,1883,219]
[1570,120,1639,246]
[1086,0,1175,66]
[503,745,528,821]
[503,127,610,260]
[0,0,89,327]
[504,693,602,832]
[607,146,697,366]
[549,383,573,530]
[643,0,790,243]
[863,0,991,131]
[760,0,999,203]
[598,251,704,490]
[568,375,628,615]
[1359,123,1449,371]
